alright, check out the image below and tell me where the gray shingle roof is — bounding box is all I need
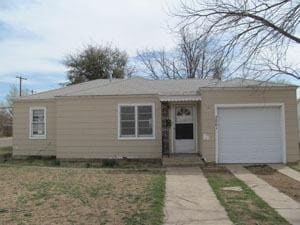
[18,77,295,100]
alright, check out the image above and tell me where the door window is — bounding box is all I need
[176,106,193,123]
[176,124,194,139]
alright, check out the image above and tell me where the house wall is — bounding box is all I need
[200,88,299,163]
[55,95,162,159]
[13,100,56,156]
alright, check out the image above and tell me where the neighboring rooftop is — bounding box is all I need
[18,77,296,100]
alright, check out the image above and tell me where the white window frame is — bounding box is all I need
[29,106,47,139]
[118,103,155,140]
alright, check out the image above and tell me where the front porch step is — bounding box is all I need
[162,154,204,167]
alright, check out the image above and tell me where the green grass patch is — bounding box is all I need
[202,166,290,225]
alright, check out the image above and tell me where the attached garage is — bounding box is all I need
[216,104,285,164]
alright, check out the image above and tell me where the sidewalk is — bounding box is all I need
[164,167,232,225]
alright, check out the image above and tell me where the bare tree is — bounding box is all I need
[137,28,226,79]
[174,0,300,80]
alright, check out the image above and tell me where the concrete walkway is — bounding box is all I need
[164,167,232,225]
[269,164,300,182]
[227,165,300,225]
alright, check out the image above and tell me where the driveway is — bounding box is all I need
[0,137,12,147]
[164,167,232,225]
[227,165,300,225]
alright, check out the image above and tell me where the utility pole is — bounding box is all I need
[16,76,27,97]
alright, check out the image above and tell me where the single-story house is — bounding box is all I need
[13,77,299,164]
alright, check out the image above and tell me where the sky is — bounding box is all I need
[0,0,299,101]
[0,0,176,101]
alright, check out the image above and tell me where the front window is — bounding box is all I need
[30,107,46,138]
[120,106,135,137]
[119,104,155,139]
[137,105,153,137]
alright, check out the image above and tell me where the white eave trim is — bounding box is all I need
[159,95,201,102]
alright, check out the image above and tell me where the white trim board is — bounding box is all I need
[215,103,286,164]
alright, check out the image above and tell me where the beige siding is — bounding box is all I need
[13,100,56,156]
[56,96,162,159]
[200,88,299,163]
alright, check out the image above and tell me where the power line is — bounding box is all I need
[16,76,27,97]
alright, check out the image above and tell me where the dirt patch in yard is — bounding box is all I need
[202,165,289,225]
[247,165,300,203]
[0,166,165,225]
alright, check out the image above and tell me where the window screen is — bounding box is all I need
[31,108,46,137]
[119,104,154,138]
[138,105,153,136]
[120,106,135,137]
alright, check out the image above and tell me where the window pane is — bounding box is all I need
[31,109,45,136]
[121,106,134,114]
[138,106,152,114]
[137,105,153,137]
[37,124,45,135]
[32,123,39,135]
[121,121,135,128]
[138,127,153,136]
[33,109,44,122]
[120,106,135,137]
[121,127,135,136]
[175,124,193,139]
[121,113,135,120]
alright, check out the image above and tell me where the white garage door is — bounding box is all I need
[217,106,284,163]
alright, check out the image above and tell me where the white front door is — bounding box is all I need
[174,105,196,153]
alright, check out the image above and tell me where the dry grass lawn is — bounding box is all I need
[0,165,165,225]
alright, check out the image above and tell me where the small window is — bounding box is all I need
[119,104,155,139]
[138,106,153,137]
[120,106,135,137]
[30,107,46,139]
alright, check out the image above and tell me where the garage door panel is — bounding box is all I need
[219,131,281,141]
[219,140,282,147]
[220,154,281,164]
[218,106,283,164]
